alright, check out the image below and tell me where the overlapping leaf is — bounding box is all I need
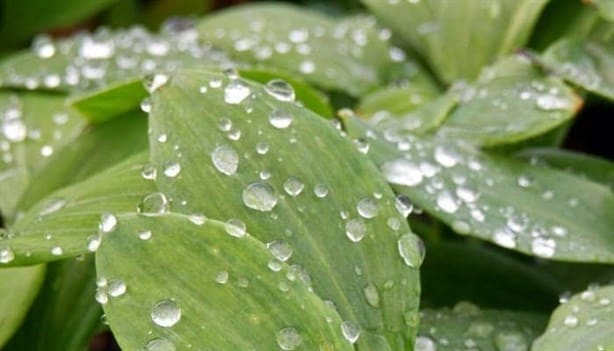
[342,116,614,263]
[197,3,404,96]
[147,69,421,348]
[533,285,614,350]
[362,0,548,83]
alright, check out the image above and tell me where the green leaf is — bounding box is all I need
[0,265,46,346]
[362,0,548,83]
[515,147,614,191]
[148,69,421,348]
[533,285,614,351]
[0,92,85,221]
[592,0,614,21]
[0,26,234,93]
[342,116,614,263]
[540,31,614,100]
[437,55,582,146]
[16,110,149,212]
[417,302,547,351]
[3,256,101,351]
[0,0,119,48]
[239,67,334,118]
[196,3,400,96]
[0,152,156,266]
[96,214,354,351]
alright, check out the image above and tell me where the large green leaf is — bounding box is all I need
[0,0,119,49]
[533,285,614,351]
[0,265,46,346]
[97,214,354,351]
[0,92,85,221]
[342,116,614,263]
[0,152,156,266]
[416,302,547,351]
[592,0,614,21]
[437,55,582,146]
[148,69,421,348]
[540,33,614,101]
[197,3,402,96]
[3,256,101,351]
[362,0,548,83]
[0,25,234,93]
[515,147,614,191]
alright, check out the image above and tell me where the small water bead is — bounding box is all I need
[163,162,181,178]
[139,230,153,240]
[32,35,56,58]
[188,214,206,225]
[95,290,109,305]
[0,247,15,264]
[363,283,380,308]
[436,191,459,214]
[531,237,556,258]
[2,115,27,142]
[506,214,528,233]
[144,338,175,351]
[434,146,460,168]
[354,138,370,154]
[535,94,573,111]
[224,218,247,238]
[224,80,251,104]
[259,170,271,180]
[381,159,423,187]
[456,186,479,203]
[563,315,578,327]
[264,79,295,102]
[387,217,401,231]
[141,164,157,180]
[299,60,315,74]
[397,233,425,267]
[452,220,471,234]
[517,174,533,188]
[276,327,303,350]
[267,240,293,262]
[268,259,283,272]
[211,144,239,176]
[144,73,169,93]
[242,182,278,212]
[108,279,127,297]
[314,184,328,198]
[395,195,414,217]
[138,192,169,216]
[215,270,229,284]
[494,331,528,351]
[341,321,360,344]
[39,198,67,216]
[151,299,181,327]
[345,218,367,242]
[414,336,437,351]
[283,177,304,197]
[256,142,269,155]
[99,213,118,233]
[356,197,378,219]
[493,228,516,249]
[268,108,293,129]
[87,235,101,252]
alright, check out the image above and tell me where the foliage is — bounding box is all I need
[0,0,613,350]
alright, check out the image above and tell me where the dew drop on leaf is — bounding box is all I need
[151,299,181,327]
[493,228,516,249]
[268,108,293,129]
[494,330,528,351]
[138,192,169,216]
[264,79,295,102]
[531,237,556,258]
[242,182,278,212]
[276,327,302,350]
[138,230,153,240]
[563,315,578,328]
[143,73,169,93]
[283,177,304,197]
[394,195,414,217]
[397,233,425,267]
[87,235,101,252]
[381,159,423,187]
[357,197,378,219]
[215,270,229,284]
[267,240,293,262]
[363,282,380,308]
[224,80,251,104]
[414,336,437,351]
[345,218,367,242]
[211,144,239,176]
[99,213,118,233]
[39,198,67,216]
[225,219,246,238]
[436,191,459,214]
[144,338,176,351]
[108,279,127,297]
[434,146,459,168]
[0,247,15,264]
[163,162,181,178]
[341,321,360,344]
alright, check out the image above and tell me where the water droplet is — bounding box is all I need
[314,184,328,198]
[144,73,169,93]
[493,228,516,248]
[283,177,304,197]
[363,283,380,307]
[151,299,181,327]
[531,237,556,258]
[0,247,15,264]
[341,321,360,344]
[381,159,423,187]
[277,327,302,350]
[95,290,108,304]
[265,79,295,102]
[535,94,572,111]
[414,336,437,351]
[224,80,251,104]
[138,192,169,216]
[218,117,232,132]
[225,219,246,238]
[563,315,578,327]
[436,191,459,213]
[456,186,479,203]
[267,240,293,262]
[39,198,67,216]
[188,214,206,225]
[345,218,367,242]
[140,98,152,113]
[517,174,533,188]
[211,144,239,176]
[2,117,27,142]
[434,146,459,168]
[354,138,370,154]
[141,164,157,180]
[242,182,278,212]
[87,235,101,252]
[215,270,229,284]
[299,60,315,74]
[32,35,56,58]
[108,279,126,297]
[397,233,425,267]
[395,195,414,217]
[138,230,153,240]
[99,213,118,233]
[494,331,527,351]
[256,142,269,155]
[269,109,293,129]
[356,197,378,219]
[452,220,471,234]
[144,338,175,351]
[163,162,181,178]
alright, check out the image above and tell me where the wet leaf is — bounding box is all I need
[591,0,614,21]
[148,69,420,348]
[438,55,582,146]
[342,116,614,263]
[533,285,614,351]
[0,92,85,222]
[416,302,547,351]
[96,214,354,351]
[0,152,155,266]
[197,3,401,96]
[3,256,101,351]
[362,0,548,83]
[0,265,46,346]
